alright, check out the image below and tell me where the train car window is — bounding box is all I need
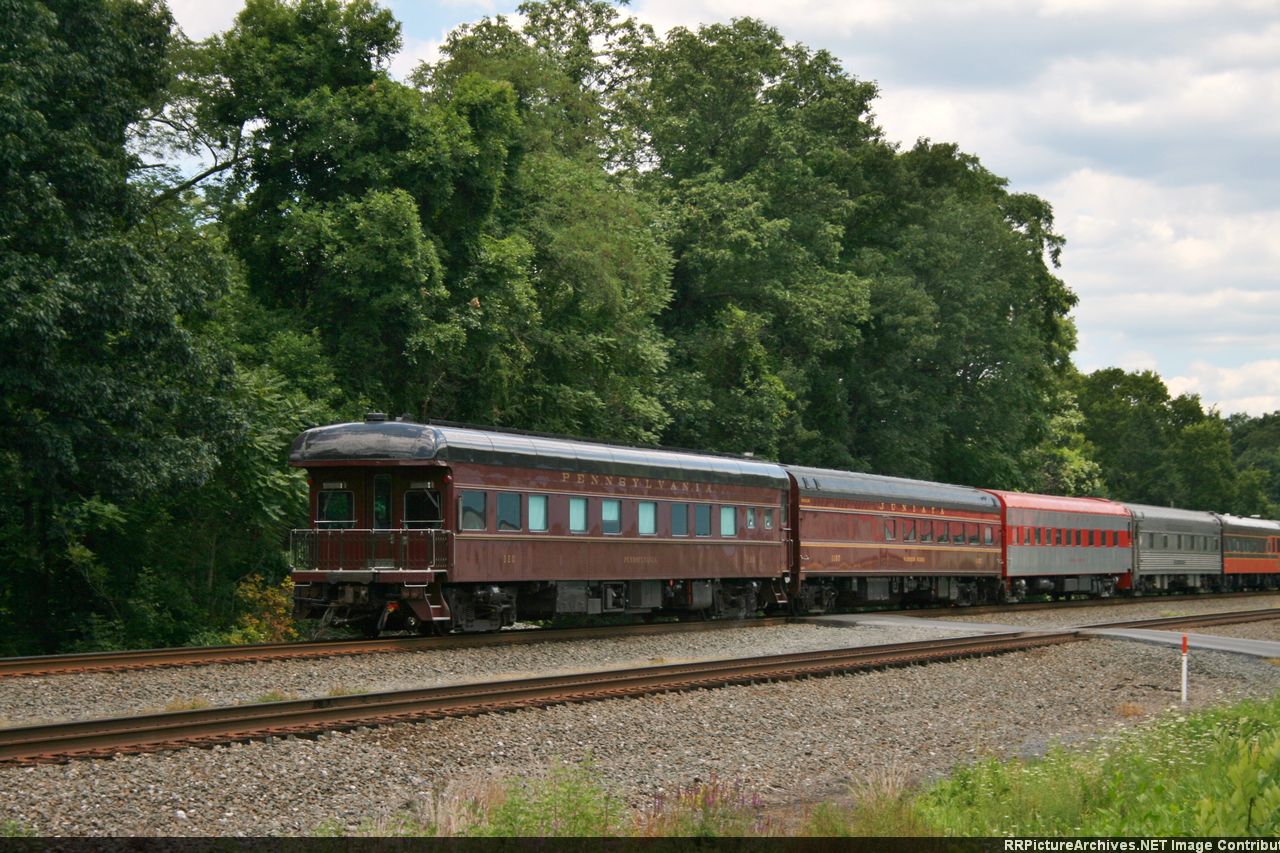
[569,497,587,533]
[459,491,487,531]
[902,519,916,542]
[966,523,979,545]
[919,522,933,543]
[404,490,443,529]
[883,519,896,541]
[1051,529,1060,547]
[672,503,689,536]
[951,522,965,545]
[373,476,392,529]
[528,495,548,532]
[934,520,947,543]
[695,504,711,536]
[764,508,774,530]
[720,506,737,537]
[746,508,757,530]
[983,526,994,546]
[602,499,621,534]
[1146,532,1155,549]
[638,501,657,535]
[317,491,355,529]
[1161,534,1169,549]
[497,493,522,531]
[1213,537,1220,551]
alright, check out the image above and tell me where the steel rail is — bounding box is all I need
[0,631,1079,765]
[1081,607,1280,630]
[0,618,793,680]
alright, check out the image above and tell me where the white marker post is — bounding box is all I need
[1181,633,1189,704]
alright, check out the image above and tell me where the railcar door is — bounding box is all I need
[403,474,447,570]
[369,473,395,568]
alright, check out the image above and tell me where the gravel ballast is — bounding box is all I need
[935,593,1280,629]
[0,622,971,728]
[3,637,1279,836]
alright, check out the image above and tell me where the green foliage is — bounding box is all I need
[634,775,778,837]
[7,0,1269,654]
[464,763,626,837]
[914,695,1280,836]
[1076,367,1274,512]
[0,819,37,838]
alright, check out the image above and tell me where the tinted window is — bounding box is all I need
[920,523,933,543]
[695,504,711,536]
[460,491,486,531]
[720,506,736,537]
[602,499,621,534]
[497,493,521,531]
[672,503,689,536]
[951,522,965,544]
[884,519,896,541]
[983,526,994,545]
[404,490,442,529]
[373,476,392,529]
[967,523,979,545]
[638,501,656,535]
[317,491,355,529]
[569,497,587,533]
[528,495,548,532]
[902,519,916,542]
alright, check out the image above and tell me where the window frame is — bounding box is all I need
[694,504,712,537]
[671,503,689,537]
[459,490,488,531]
[496,492,522,532]
[317,490,356,529]
[719,505,737,538]
[601,498,622,535]
[638,501,657,536]
[569,496,588,534]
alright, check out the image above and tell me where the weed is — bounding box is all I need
[164,697,212,712]
[1116,701,1146,718]
[634,774,777,837]
[325,686,362,698]
[251,690,297,704]
[0,819,36,837]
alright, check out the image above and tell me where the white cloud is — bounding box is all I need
[389,36,443,81]
[168,0,242,40]
[1167,360,1280,416]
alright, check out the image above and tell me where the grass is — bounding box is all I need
[0,819,36,837]
[163,697,212,712]
[312,692,1280,837]
[250,690,298,704]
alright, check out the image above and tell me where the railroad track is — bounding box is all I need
[0,618,792,679]
[4,606,1276,766]
[0,631,1078,765]
[3,591,1268,680]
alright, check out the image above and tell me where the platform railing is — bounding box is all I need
[289,528,451,572]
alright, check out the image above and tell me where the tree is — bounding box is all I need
[0,0,238,652]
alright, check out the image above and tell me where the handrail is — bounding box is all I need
[290,528,451,572]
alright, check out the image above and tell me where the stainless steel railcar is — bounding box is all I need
[1124,503,1222,592]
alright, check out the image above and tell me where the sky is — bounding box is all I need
[170,0,1280,417]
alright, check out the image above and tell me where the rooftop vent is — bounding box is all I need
[365,412,388,423]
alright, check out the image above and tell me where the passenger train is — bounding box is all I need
[288,416,1280,634]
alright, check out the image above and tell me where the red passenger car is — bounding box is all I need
[290,417,792,634]
[985,490,1132,598]
[1217,514,1280,588]
[785,466,1003,607]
